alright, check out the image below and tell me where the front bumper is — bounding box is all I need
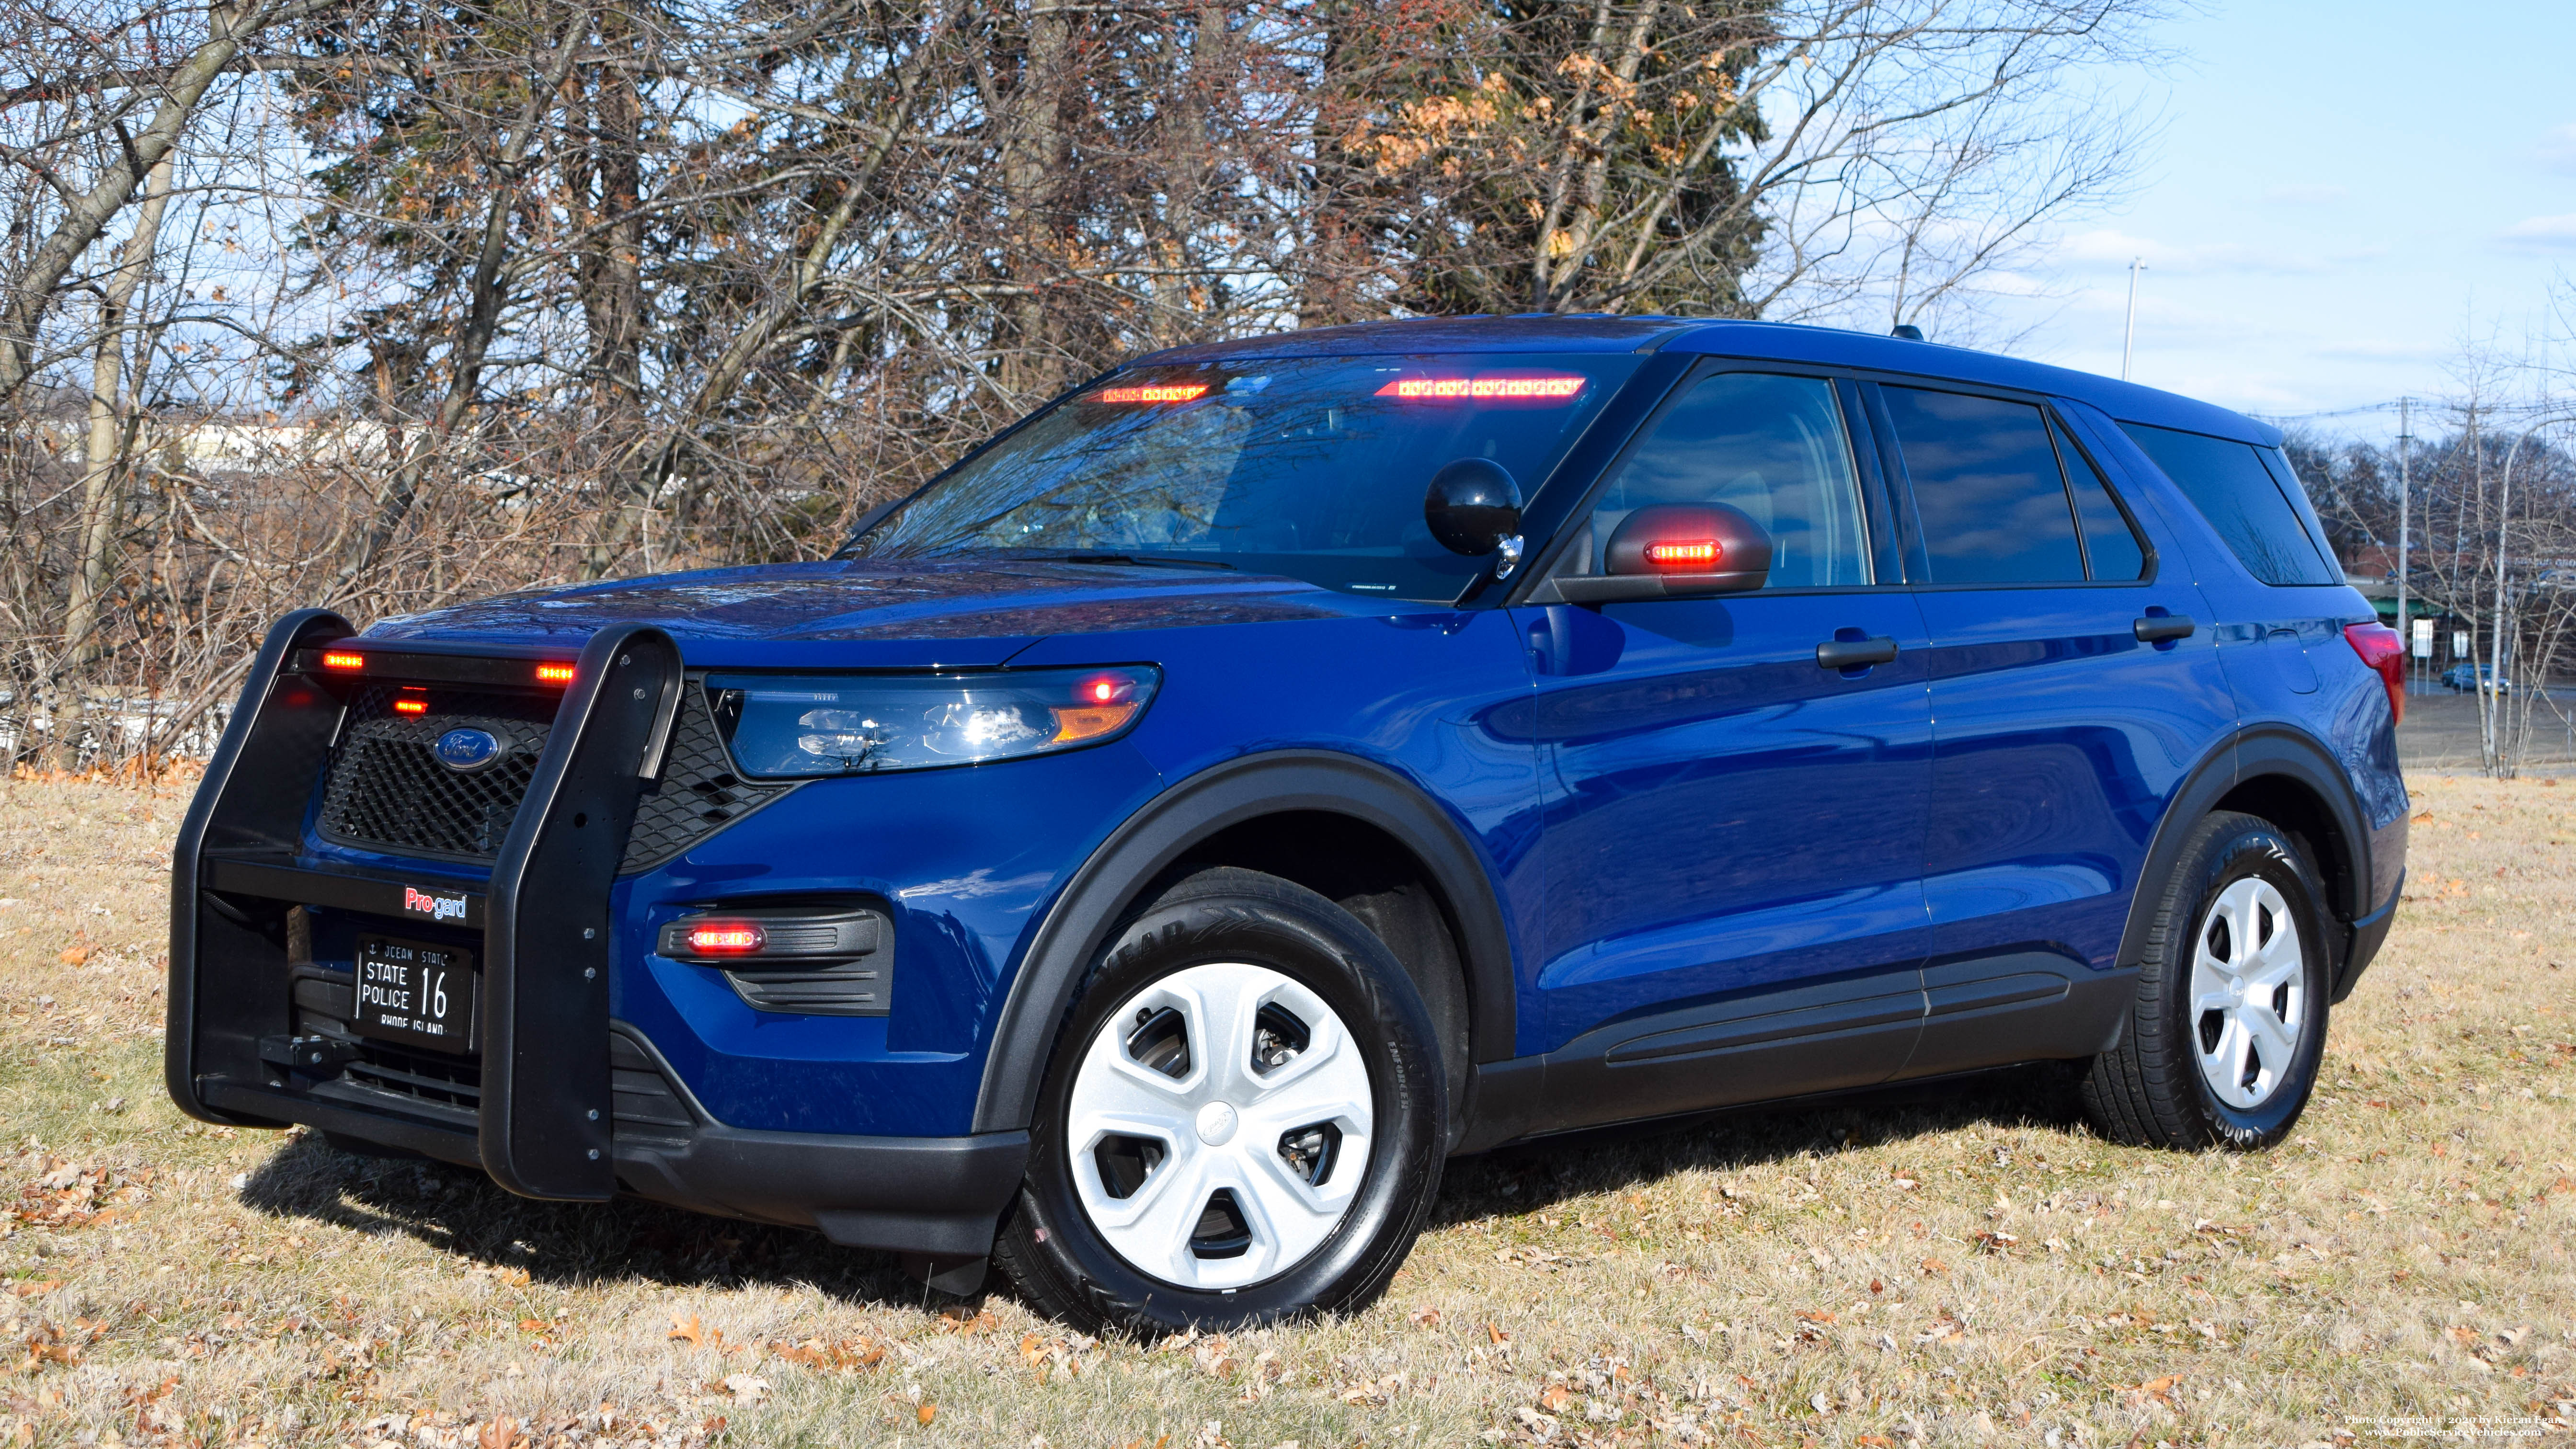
[196,1027,1026,1267]
[167,612,1024,1271]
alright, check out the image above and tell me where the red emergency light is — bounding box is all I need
[1090,383,1211,404]
[683,921,767,956]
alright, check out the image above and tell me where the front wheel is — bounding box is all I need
[992,868,1446,1335]
[2080,810,2332,1149]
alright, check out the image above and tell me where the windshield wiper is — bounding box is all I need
[1048,552,1237,571]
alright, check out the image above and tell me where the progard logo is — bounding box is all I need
[402,886,469,923]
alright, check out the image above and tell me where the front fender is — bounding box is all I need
[969,749,1519,1135]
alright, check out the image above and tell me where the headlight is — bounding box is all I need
[707,666,1160,777]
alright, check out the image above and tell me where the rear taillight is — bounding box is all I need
[2343,622,2405,725]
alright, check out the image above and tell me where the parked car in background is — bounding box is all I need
[2441,663,2510,693]
[170,315,2409,1335]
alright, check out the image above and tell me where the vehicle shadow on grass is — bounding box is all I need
[1432,1063,2088,1226]
[232,1064,2084,1312]
[236,1133,931,1308]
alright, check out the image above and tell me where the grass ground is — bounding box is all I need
[2,771,2571,1449]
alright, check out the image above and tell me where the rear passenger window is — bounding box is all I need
[2118,423,2341,586]
[1879,387,2084,584]
[1581,372,1872,588]
[2051,418,2147,582]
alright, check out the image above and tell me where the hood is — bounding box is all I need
[362,558,1432,663]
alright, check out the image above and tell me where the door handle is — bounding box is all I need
[1815,636,1899,670]
[2133,614,2197,643]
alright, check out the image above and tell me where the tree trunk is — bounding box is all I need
[0,0,283,404]
[44,149,177,772]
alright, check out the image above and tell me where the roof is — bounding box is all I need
[1131,314,2277,446]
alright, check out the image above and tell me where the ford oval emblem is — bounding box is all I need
[433,727,505,772]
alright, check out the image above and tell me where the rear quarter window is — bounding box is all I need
[2118,423,2342,586]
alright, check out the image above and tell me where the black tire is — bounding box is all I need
[2080,810,2332,1149]
[992,867,1447,1335]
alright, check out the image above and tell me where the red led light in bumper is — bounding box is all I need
[683,921,767,955]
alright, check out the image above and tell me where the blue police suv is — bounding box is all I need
[170,316,2408,1333]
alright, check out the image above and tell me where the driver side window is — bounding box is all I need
[1567,372,1873,588]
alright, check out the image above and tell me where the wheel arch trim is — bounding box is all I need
[971,749,1518,1135]
[2118,723,2374,981]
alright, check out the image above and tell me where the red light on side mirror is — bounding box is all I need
[1643,540,1720,569]
[322,650,365,671]
[683,921,767,955]
[535,662,576,685]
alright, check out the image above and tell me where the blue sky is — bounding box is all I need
[1982,0,2576,437]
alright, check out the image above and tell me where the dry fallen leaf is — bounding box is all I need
[1539,1384,1574,1412]
[917,1403,938,1426]
[1408,1306,1442,1328]
[669,1312,706,1348]
[57,946,89,966]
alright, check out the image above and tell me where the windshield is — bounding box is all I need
[848,353,1643,600]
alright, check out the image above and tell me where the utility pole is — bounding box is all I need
[2396,397,2411,695]
[2121,258,2146,381]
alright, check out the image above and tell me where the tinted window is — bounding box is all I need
[1581,372,1871,588]
[2118,423,2341,586]
[2256,446,2342,573]
[2052,418,2147,581]
[1880,387,2084,584]
[856,353,1641,600]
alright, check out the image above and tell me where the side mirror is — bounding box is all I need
[1553,502,1772,603]
[1424,458,1523,558]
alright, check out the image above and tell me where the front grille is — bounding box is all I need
[316,683,556,860]
[619,684,796,874]
[311,671,793,871]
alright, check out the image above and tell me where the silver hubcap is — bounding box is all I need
[2188,876,2307,1109]
[1066,962,1374,1290]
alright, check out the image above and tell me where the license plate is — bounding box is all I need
[353,935,477,1053]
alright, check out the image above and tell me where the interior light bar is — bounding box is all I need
[1090,383,1212,405]
[321,650,366,671]
[1374,375,1588,402]
[392,696,428,715]
[535,662,576,685]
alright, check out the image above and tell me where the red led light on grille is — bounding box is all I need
[1373,374,1587,401]
[684,921,767,955]
[535,662,576,684]
[1090,383,1211,404]
[321,650,366,671]
[392,697,428,715]
[1644,540,1719,568]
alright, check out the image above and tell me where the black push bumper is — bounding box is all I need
[167,611,1021,1280]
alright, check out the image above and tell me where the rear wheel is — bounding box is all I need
[993,868,1445,1335]
[2080,811,2331,1149]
